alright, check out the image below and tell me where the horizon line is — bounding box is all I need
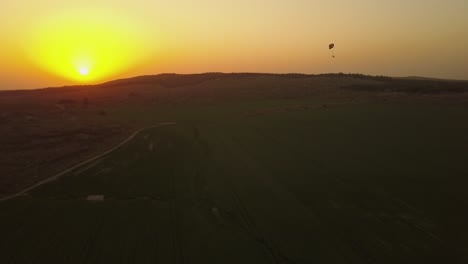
[1,72,467,92]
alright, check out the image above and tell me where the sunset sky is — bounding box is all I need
[1,0,467,90]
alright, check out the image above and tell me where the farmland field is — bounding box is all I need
[0,95,468,263]
[2,91,468,263]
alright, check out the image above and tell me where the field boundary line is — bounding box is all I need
[0,122,177,202]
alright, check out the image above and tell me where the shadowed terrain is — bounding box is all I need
[1,73,468,263]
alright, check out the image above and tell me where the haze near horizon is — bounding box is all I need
[1,0,467,90]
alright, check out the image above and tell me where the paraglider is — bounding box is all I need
[329,43,335,58]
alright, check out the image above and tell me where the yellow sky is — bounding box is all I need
[1,0,467,89]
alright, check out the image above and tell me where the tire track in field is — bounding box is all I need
[230,186,292,264]
[207,129,293,263]
[82,210,106,264]
[169,145,184,264]
[0,122,177,203]
[170,170,184,264]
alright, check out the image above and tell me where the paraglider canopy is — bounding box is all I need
[329,43,336,58]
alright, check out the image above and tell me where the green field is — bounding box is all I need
[1,98,468,263]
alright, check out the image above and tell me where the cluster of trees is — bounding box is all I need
[317,73,392,81]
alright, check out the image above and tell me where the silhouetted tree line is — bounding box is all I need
[317,73,392,81]
[341,79,468,94]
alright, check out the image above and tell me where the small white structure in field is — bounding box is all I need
[86,195,104,202]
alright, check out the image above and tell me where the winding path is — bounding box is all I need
[0,122,177,203]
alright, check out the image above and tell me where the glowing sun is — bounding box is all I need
[24,9,151,83]
[78,67,89,76]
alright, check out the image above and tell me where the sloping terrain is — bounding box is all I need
[1,74,468,263]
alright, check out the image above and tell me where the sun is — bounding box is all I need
[24,9,152,84]
[78,67,89,76]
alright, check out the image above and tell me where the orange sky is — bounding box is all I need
[1,0,467,89]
